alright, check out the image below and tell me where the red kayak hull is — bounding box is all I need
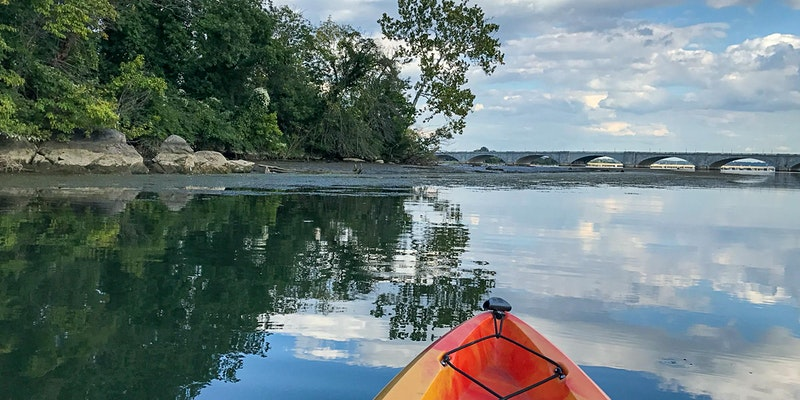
[375,310,610,400]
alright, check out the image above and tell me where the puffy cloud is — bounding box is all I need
[705,0,759,8]
[494,24,800,114]
[686,34,800,111]
[464,21,799,150]
[580,93,607,109]
[475,0,685,33]
[588,121,636,136]
[271,0,390,35]
[587,121,670,137]
[491,23,725,109]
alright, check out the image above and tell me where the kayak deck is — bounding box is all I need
[375,298,609,400]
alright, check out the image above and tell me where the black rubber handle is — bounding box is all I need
[482,297,512,312]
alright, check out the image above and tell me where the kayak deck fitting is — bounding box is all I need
[375,297,610,400]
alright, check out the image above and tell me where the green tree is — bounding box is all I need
[353,62,419,162]
[100,0,283,155]
[379,0,504,145]
[305,21,391,159]
[281,19,413,160]
[0,7,39,140]
[0,0,119,140]
[261,6,327,157]
[105,54,167,140]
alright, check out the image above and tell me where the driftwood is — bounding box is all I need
[254,164,292,173]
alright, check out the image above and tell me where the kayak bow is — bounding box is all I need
[375,297,610,400]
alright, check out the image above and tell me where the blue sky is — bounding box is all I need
[272,0,800,153]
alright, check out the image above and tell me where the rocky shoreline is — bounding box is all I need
[0,130,262,175]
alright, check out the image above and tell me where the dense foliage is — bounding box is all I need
[0,0,502,162]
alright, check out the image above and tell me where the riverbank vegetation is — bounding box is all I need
[0,0,502,163]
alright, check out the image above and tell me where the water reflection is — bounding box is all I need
[0,182,798,399]
[0,187,491,399]
[443,187,800,400]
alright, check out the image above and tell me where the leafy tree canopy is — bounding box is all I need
[379,0,504,145]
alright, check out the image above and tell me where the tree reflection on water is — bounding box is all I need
[372,187,494,341]
[0,188,492,398]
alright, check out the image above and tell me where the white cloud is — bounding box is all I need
[705,0,759,8]
[579,93,608,109]
[274,0,388,32]
[496,22,746,107]
[476,0,686,33]
[463,22,799,150]
[588,121,636,136]
[587,121,670,137]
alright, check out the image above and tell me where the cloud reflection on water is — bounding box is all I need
[272,185,800,399]
[452,186,800,399]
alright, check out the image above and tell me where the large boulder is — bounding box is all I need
[150,135,196,173]
[227,159,255,173]
[151,152,195,174]
[149,135,253,174]
[194,150,230,174]
[0,137,36,172]
[159,134,194,154]
[25,129,148,174]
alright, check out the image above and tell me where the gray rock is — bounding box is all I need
[1,131,253,175]
[0,137,36,172]
[160,135,194,154]
[194,151,230,174]
[3,130,147,174]
[151,152,195,174]
[150,135,196,173]
[150,135,254,174]
[228,159,255,173]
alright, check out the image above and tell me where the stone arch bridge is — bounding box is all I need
[436,151,800,172]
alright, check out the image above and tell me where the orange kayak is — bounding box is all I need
[375,298,610,400]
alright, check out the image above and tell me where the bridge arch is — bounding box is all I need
[708,157,773,170]
[436,154,459,162]
[568,155,621,165]
[465,154,508,164]
[514,154,549,165]
[637,156,698,168]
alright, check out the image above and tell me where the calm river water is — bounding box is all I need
[1,164,798,399]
